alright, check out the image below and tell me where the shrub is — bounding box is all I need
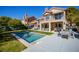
[76,22,79,26]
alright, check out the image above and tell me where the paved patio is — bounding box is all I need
[23,33,79,52]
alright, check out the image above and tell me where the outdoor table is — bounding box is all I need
[61,31,69,39]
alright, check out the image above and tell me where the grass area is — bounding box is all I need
[0,33,27,52]
[28,29,53,35]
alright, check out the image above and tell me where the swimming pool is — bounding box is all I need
[14,31,44,43]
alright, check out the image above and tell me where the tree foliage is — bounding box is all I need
[8,19,21,27]
[0,16,12,26]
[0,16,27,32]
[66,6,79,26]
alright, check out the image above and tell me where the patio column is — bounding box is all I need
[63,11,67,30]
[63,22,66,30]
[49,22,51,32]
[63,11,66,20]
[40,22,42,31]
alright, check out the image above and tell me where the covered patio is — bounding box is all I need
[40,21,64,32]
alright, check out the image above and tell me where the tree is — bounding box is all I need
[8,19,27,30]
[0,16,12,38]
[0,16,12,26]
[0,16,13,31]
[66,6,79,26]
[8,19,21,29]
[73,16,79,26]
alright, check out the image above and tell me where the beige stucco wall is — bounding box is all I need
[39,8,67,32]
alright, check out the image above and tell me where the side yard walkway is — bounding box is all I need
[23,32,79,52]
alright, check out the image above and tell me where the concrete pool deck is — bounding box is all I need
[23,32,79,52]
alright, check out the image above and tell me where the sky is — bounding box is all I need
[0,6,79,20]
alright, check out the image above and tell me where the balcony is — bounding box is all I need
[40,18,65,23]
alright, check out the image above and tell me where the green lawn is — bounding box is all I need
[0,33,27,52]
[28,29,53,35]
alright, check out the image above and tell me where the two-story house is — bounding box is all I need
[39,7,67,32]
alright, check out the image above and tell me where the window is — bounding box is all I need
[55,13,63,20]
[55,14,59,19]
[45,15,50,20]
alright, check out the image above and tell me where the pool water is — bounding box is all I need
[14,31,44,43]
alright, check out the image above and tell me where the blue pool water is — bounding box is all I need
[14,31,44,43]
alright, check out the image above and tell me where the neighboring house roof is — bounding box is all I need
[22,13,38,26]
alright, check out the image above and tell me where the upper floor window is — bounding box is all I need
[45,15,50,21]
[55,13,63,20]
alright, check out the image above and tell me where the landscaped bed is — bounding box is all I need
[0,33,27,52]
[27,29,53,35]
